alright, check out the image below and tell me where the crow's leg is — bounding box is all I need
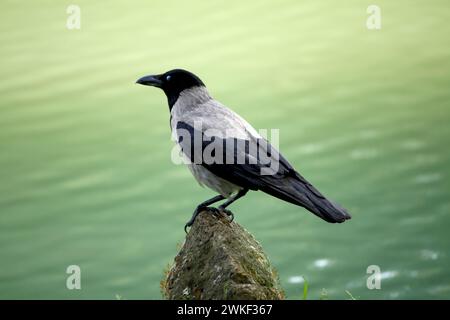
[218,189,249,221]
[184,194,225,233]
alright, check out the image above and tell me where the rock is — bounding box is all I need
[162,209,284,300]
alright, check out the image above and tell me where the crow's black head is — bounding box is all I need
[137,69,205,108]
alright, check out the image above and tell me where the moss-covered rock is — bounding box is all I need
[162,209,284,300]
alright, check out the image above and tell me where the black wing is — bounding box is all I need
[176,121,351,223]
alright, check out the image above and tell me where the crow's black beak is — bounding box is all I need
[136,75,163,87]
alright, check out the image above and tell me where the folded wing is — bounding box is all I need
[176,121,351,223]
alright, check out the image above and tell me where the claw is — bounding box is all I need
[184,206,204,233]
[226,211,234,222]
[218,207,234,222]
[184,218,195,233]
[208,207,220,217]
[184,206,222,233]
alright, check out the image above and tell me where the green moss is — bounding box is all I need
[163,209,284,299]
[160,262,173,299]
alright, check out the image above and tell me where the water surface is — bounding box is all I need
[0,0,449,299]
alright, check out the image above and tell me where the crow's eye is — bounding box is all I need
[166,75,171,81]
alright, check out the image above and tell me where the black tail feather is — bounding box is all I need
[261,174,351,223]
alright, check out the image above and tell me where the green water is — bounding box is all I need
[1,0,449,299]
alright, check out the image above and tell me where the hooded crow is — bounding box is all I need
[137,69,351,231]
